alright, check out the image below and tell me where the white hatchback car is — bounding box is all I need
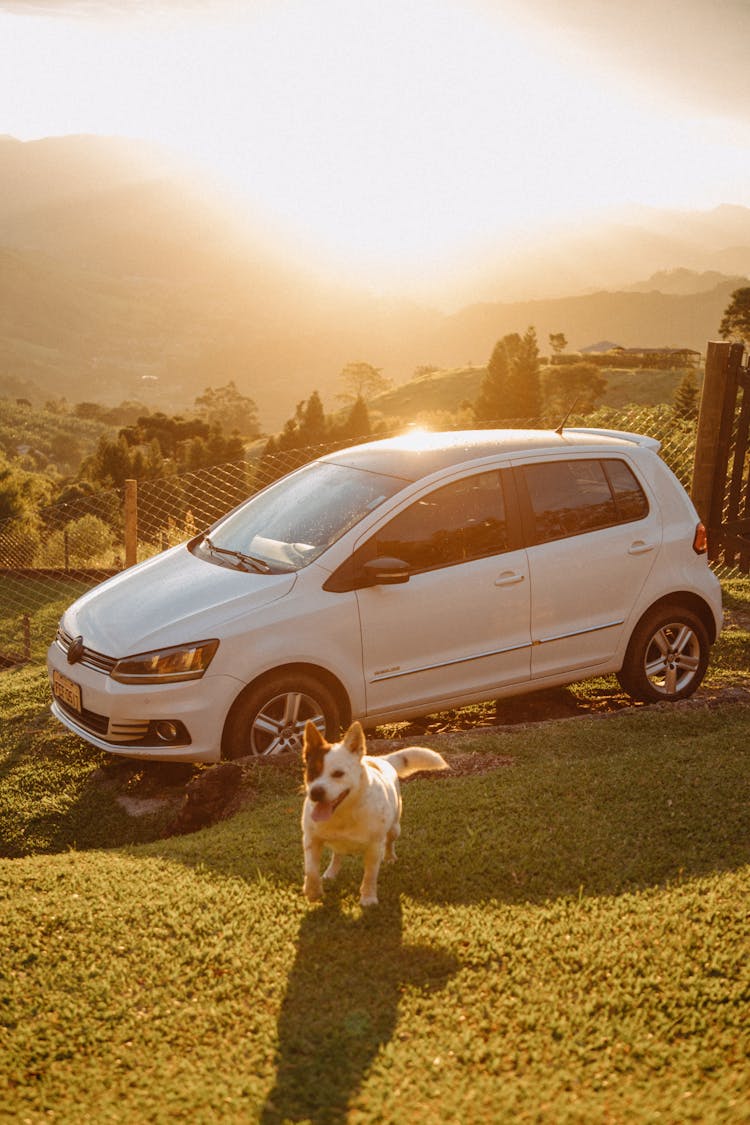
[48,428,723,762]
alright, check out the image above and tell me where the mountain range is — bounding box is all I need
[1,135,748,429]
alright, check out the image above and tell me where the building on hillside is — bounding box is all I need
[579,343,702,368]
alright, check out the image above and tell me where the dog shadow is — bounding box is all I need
[260,891,458,1125]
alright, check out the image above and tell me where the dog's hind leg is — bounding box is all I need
[323,850,343,882]
[359,841,386,906]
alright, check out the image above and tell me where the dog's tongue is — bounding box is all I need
[312,801,335,823]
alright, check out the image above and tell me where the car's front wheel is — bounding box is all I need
[222,672,342,758]
[617,604,710,704]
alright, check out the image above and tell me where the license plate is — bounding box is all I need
[53,670,82,713]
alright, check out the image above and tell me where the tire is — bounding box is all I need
[222,672,342,759]
[617,605,710,704]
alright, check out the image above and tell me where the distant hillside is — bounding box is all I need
[368,361,700,426]
[467,205,750,301]
[0,134,170,217]
[1,135,748,428]
[439,281,744,362]
[621,268,748,295]
[0,396,113,474]
[368,366,484,425]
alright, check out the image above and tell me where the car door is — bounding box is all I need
[514,454,662,679]
[342,468,532,717]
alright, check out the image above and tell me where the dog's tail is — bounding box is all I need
[381,747,449,778]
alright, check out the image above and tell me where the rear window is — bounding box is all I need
[521,458,649,544]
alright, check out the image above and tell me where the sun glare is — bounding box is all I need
[397,426,435,451]
[2,0,749,294]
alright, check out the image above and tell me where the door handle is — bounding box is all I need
[495,571,525,586]
[628,540,655,555]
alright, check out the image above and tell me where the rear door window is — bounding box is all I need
[520,458,649,545]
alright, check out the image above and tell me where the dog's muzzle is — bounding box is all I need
[308,785,350,823]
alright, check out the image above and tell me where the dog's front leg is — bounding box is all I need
[359,841,385,907]
[303,835,325,902]
[385,819,401,863]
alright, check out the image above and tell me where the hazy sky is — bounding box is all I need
[2,0,749,291]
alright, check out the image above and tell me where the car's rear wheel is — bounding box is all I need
[222,672,342,758]
[617,604,710,703]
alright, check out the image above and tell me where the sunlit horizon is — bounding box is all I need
[2,0,750,297]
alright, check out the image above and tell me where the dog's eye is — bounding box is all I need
[331,769,345,779]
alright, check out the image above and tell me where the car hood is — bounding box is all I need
[62,544,297,656]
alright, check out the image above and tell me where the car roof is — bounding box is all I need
[321,427,658,482]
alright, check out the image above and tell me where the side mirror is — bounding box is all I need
[361,556,410,586]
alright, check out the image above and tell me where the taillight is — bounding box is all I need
[693,522,708,554]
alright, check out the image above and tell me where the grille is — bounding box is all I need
[56,697,110,737]
[107,720,152,744]
[55,697,151,744]
[56,628,117,675]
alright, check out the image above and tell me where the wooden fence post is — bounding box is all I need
[124,479,138,568]
[691,341,743,559]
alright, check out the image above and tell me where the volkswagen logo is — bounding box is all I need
[67,635,85,665]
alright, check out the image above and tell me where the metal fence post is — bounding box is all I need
[124,479,138,568]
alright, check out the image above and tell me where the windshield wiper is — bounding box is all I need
[202,536,271,573]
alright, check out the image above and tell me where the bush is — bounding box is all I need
[0,519,42,568]
[40,514,116,568]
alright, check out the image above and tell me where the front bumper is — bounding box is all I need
[47,638,242,763]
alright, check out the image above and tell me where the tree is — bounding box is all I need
[719,287,750,346]
[258,391,333,486]
[263,392,330,456]
[193,381,260,437]
[333,396,372,442]
[299,391,327,445]
[548,332,568,361]
[74,401,109,421]
[81,434,134,489]
[474,328,541,423]
[338,362,391,403]
[0,452,55,522]
[672,370,699,420]
[541,362,607,419]
[0,457,26,523]
[473,334,520,423]
[505,327,541,419]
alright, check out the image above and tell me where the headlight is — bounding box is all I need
[110,640,219,684]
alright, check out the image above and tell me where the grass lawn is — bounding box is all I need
[1,578,749,1122]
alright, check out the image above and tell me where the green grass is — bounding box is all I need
[1,701,749,1121]
[0,577,93,664]
[0,666,185,857]
[1,580,749,1121]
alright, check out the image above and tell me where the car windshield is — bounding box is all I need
[192,460,406,573]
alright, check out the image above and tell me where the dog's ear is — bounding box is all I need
[302,720,327,763]
[342,721,366,757]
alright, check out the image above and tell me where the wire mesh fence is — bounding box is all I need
[0,406,710,669]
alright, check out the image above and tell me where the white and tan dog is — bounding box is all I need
[302,720,449,906]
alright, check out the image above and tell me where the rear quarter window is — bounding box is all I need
[520,457,649,545]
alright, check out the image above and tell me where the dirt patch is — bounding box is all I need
[116,795,179,818]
